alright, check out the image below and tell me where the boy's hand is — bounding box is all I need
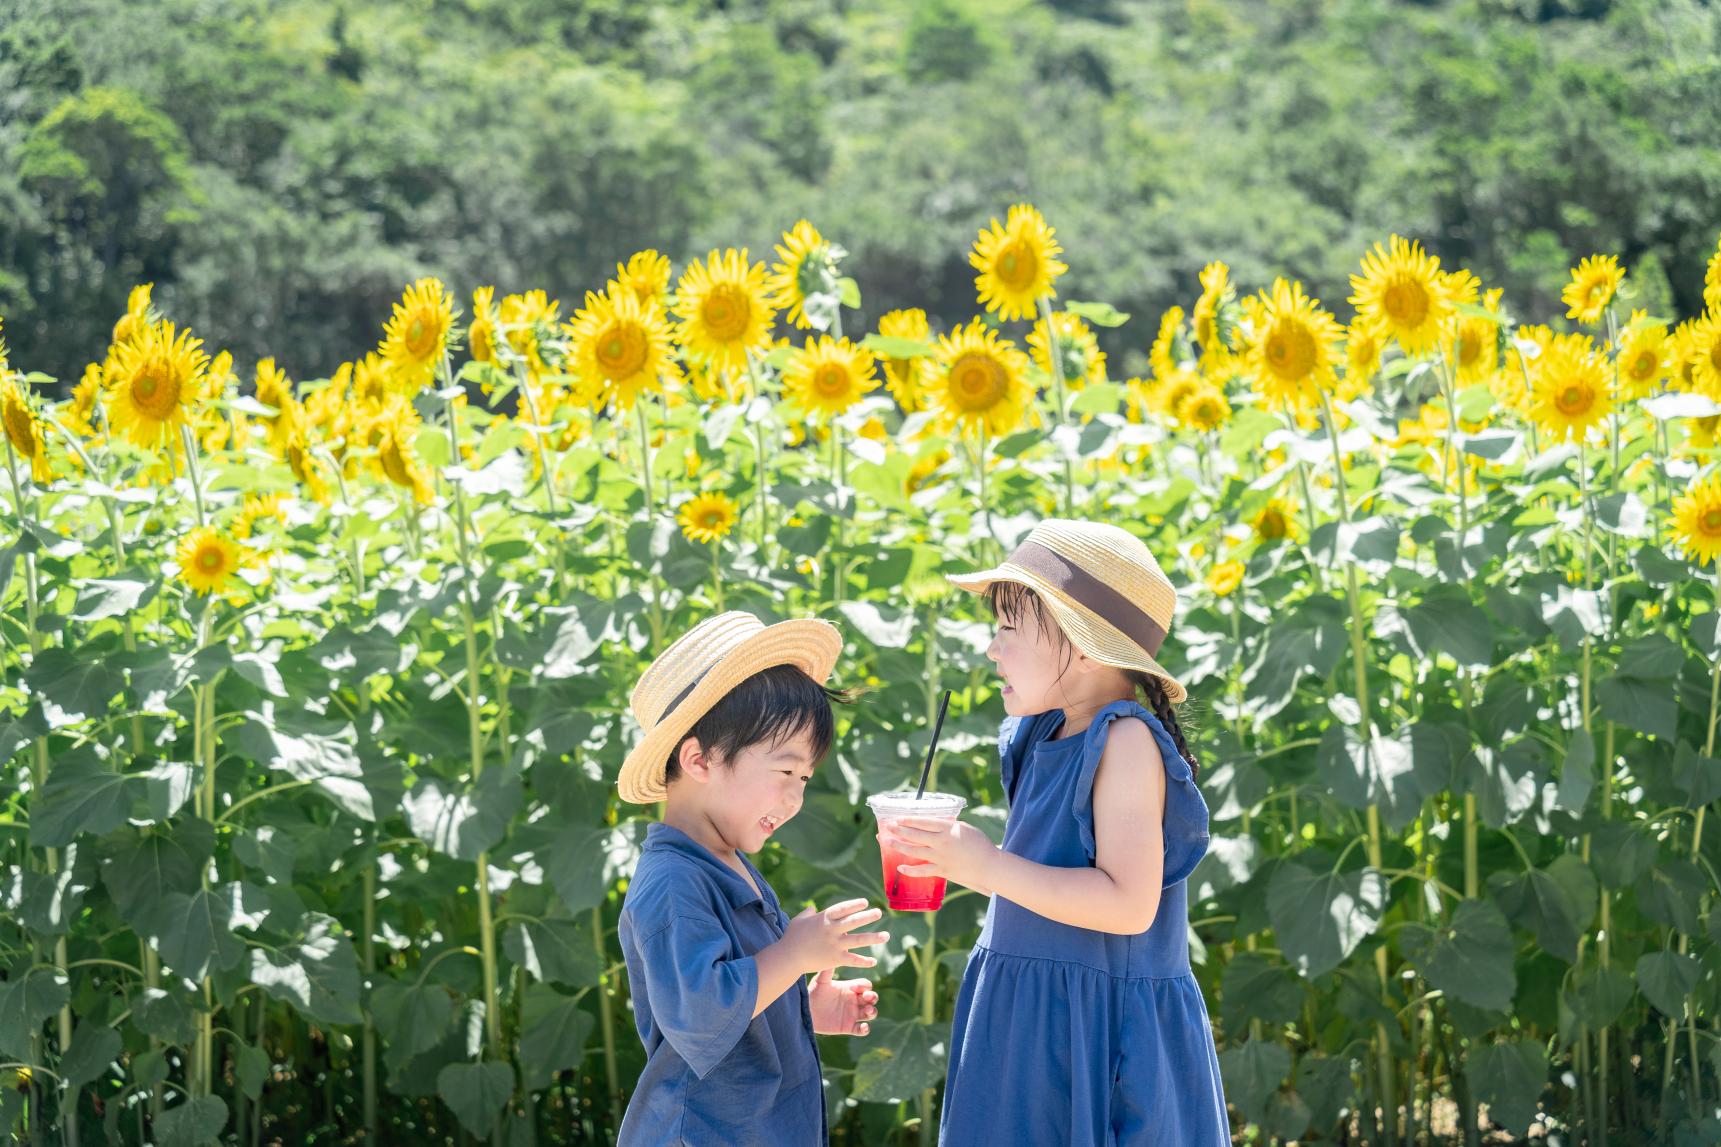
[784,899,890,975]
[880,817,999,891]
[808,968,878,1036]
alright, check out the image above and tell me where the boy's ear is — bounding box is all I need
[677,736,715,783]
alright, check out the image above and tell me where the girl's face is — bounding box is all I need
[685,728,819,855]
[986,599,1072,716]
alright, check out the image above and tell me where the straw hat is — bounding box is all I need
[617,611,843,804]
[947,519,1187,703]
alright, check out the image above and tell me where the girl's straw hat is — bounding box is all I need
[947,519,1187,703]
[617,611,843,804]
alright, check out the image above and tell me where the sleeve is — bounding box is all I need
[636,913,760,1079]
[997,714,1027,805]
[1070,702,1210,885]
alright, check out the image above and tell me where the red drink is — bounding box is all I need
[867,792,968,913]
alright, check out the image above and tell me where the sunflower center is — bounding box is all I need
[596,320,648,379]
[995,241,1040,292]
[1457,330,1481,368]
[701,511,724,529]
[405,315,439,359]
[196,546,225,572]
[1630,350,1657,380]
[1556,383,1592,416]
[1704,508,1721,536]
[131,361,182,421]
[949,353,1007,412]
[380,436,412,487]
[3,402,35,456]
[1264,321,1317,382]
[701,285,751,342]
[813,364,851,398]
[1382,278,1430,329]
[1259,510,1287,539]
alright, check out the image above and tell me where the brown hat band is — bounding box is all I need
[1008,539,1169,658]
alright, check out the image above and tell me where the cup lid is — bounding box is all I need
[867,791,967,816]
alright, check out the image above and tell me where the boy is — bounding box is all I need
[615,611,888,1145]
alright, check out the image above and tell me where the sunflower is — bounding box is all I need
[1616,312,1669,399]
[1192,261,1232,358]
[175,526,248,596]
[364,395,434,504]
[686,358,743,404]
[1028,311,1106,390]
[63,363,103,439]
[105,320,209,451]
[769,220,845,330]
[1706,236,1721,313]
[1,375,53,483]
[252,358,304,454]
[1247,278,1343,413]
[1528,333,1614,442]
[877,309,933,412]
[601,253,668,310]
[1206,559,1245,597]
[1252,497,1301,544]
[931,319,1032,438]
[970,203,1067,321]
[673,249,777,371]
[112,283,154,347]
[1562,255,1624,325]
[1349,235,1452,356]
[1687,311,1721,399]
[678,491,739,544]
[1181,383,1232,433]
[233,493,288,541]
[1344,320,1383,393]
[1447,287,1503,386]
[378,278,454,390]
[782,336,878,421]
[1673,474,1721,565]
[569,286,680,412]
[1157,369,1202,426]
[905,448,951,495]
[1150,307,1187,382]
[500,289,561,376]
[468,286,499,365]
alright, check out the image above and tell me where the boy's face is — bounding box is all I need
[678,727,820,855]
[987,601,1070,716]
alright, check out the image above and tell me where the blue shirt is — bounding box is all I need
[617,822,826,1146]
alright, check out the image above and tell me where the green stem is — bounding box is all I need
[593,903,622,1132]
[1038,296,1075,512]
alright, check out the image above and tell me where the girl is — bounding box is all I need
[879,519,1229,1144]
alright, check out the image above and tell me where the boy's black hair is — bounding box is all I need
[664,662,859,783]
[986,580,1201,777]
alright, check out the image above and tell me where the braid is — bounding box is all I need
[1131,672,1200,779]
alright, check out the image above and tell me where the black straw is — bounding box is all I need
[913,690,953,800]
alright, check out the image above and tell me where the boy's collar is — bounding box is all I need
[644,822,770,910]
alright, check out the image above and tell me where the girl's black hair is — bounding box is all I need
[986,580,1200,777]
[664,662,859,783]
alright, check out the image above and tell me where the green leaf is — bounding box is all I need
[134,987,196,1045]
[1590,822,1657,889]
[1488,865,1583,963]
[1321,722,1456,830]
[101,822,213,935]
[371,979,455,1063]
[1466,1040,1546,1137]
[838,276,861,309]
[58,1024,122,1091]
[503,917,601,988]
[1265,1089,1312,1140]
[1295,1055,1353,1136]
[1404,586,1493,669]
[23,647,124,727]
[1063,299,1131,327]
[1218,1038,1291,1125]
[1398,899,1516,1012]
[777,516,833,557]
[1267,861,1386,978]
[543,821,647,916]
[1637,950,1702,1018]
[1220,952,1304,1032]
[29,747,141,847]
[1563,966,1636,1030]
[4,840,94,935]
[236,1041,269,1101]
[154,1095,228,1147]
[773,791,866,870]
[990,428,1044,458]
[70,572,158,621]
[0,965,69,1058]
[1556,729,1595,814]
[1467,739,1546,828]
[1069,382,1124,416]
[1635,860,1706,935]
[1597,673,1677,741]
[248,912,362,1025]
[836,600,916,649]
[515,598,621,680]
[861,334,936,360]
[153,885,250,980]
[1672,742,1721,807]
[239,705,397,821]
[437,1060,516,1138]
[519,985,595,1091]
[404,768,523,861]
[850,1018,946,1104]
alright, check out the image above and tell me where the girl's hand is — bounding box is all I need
[880,817,999,891]
[808,968,878,1036]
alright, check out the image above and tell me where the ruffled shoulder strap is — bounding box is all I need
[1069,700,1210,884]
[998,710,1058,807]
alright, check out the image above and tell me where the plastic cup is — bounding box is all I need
[868,791,968,912]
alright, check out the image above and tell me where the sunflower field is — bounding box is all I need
[5,205,1721,1147]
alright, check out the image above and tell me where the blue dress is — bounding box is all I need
[938,700,1230,1145]
[617,823,826,1146]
